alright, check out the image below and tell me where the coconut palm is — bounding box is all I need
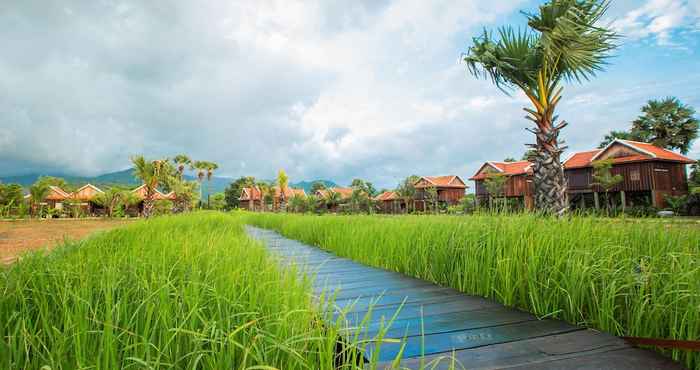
[464,0,617,214]
[323,190,342,212]
[28,183,50,218]
[132,155,169,218]
[172,154,191,180]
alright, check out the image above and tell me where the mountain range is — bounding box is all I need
[0,169,338,196]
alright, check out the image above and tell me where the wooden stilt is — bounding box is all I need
[594,192,600,210]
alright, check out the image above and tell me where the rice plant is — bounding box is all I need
[0,213,372,369]
[245,213,700,368]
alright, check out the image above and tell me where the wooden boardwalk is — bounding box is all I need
[246,226,684,369]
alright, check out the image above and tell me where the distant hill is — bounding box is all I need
[1,170,337,197]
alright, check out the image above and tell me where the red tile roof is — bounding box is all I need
[470,161,532,180]
[374,191,399,201]
[564,140,695,169]
[414,176,467,189]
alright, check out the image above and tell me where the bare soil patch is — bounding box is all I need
[0,219,132,265]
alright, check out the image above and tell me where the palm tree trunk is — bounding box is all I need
[530,124,568,215]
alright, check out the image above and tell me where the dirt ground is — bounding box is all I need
[0,219,132,265]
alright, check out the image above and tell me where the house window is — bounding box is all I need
[630,169,640,181]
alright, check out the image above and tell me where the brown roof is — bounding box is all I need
[470,161,532,180]
[131,184,172,200]
[240,186,305,201]
[414,176,467,189]
[44,186,71,201]
[70,184,104,201]
[374,191,399,201]
[239,186,261,201]
[564,140,695,169]
[274,186,306,199]
[316,187,354,199]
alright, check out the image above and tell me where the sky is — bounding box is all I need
[1,0,699,189]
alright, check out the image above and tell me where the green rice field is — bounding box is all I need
[0,213,373,369]
[246,213,700,369]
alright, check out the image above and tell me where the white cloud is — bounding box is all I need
[612,0,700,46]
[2,0,698,189]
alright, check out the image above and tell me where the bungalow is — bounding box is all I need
[239,185,306,211]
[564,139,694,209]
[315,187,354,199]
[314,187,354,212]
[374,191,405,213]
[24,185,72,211]
[470,161,534,209]
[471,140,694,210]
[130,184,176,216]
[239,187,262,211]
[70,183,106,215]
[413,176,468,211]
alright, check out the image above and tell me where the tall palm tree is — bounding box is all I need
[132,156,168,218]
[191,160,207,208]
[28,183,49,218]
[464,0,617,214]
[277,169,289,211]
[172,154,191,180]
[205,162,218,208]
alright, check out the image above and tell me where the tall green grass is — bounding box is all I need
[0,213,370,369]
[246,213,700,368]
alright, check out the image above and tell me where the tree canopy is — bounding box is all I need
[598,98,698,154]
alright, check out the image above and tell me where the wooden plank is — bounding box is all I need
[313,275,435,293]
[363,319,582,362]
[345,306,537,338]
[377,330,632,369]
[335,294,500,322]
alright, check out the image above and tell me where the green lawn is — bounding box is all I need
[246,212,700,369]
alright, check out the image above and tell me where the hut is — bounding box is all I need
[70,183,105,215]
[239,186,306,211]
[374,191,405,213]
[273,186,306,210]
[130,184,175,216]
[564,139,694,209]
[239,187,261,211]
[413,176,467,211]
[470,161,534,209]
[315,187,354,212]
[25,185,71,211]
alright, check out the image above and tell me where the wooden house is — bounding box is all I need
[24,185,71,211]
[273,186,306,210]
[239,187,262,210]
[564,139,694,209]
[70,184,106,215]
[315,187,354,200]
[314,187,354,212]
[239,186,306,211]
[413,176,467,211]
[470,161,534,209]
[374,191,405,213]
[130,184,176,216]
